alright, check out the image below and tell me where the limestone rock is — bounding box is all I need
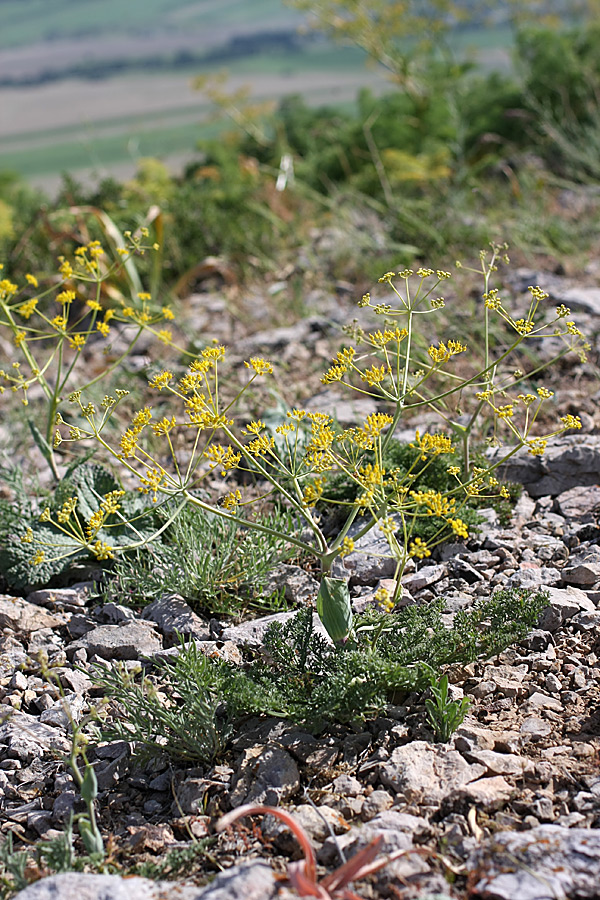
[141,594,211,646]
[230,746,300,807]
[0,595,62,633]
[491,435,600,497]
[379,740,486,806]
[556,484,600,521]
[469,824,600,899]
[0,710,70,762]
[66,621,162,660]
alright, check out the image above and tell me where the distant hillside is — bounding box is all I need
[0,0,306,84]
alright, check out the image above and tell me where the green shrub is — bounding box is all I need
[95,587,549,761]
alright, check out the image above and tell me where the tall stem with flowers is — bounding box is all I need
[0,227,175,481]
[45,245,587,640]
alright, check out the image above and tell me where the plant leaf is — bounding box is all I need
[316,576,353,642]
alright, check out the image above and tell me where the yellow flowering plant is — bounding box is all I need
[46,244,586,641]
[0,224,175,481]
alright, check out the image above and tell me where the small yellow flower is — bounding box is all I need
[302,477,325,507]
[30,549,45,566]
[360,363,388,386]
[428,340,466,363]
[245,357,273,375]
[375,586,394,613]
[149,370,173,390]
[56,290,76,305]
[409,537,431,559]
[20,527,33,544]
[338,537,355,558]
[92,540,114,561]
[57,497,77,523]
[68,334,86,351]
[58,258,73,278]
[243,420,265,435]
[51,315,67,331]
[17,298,38,319]
[526,438,547,456]
[152,416,177,436]
[96,321,110,337]
[157,328,172,344]
[247,434,276,456]
[537,387,554,400]
[0,278,18,297]
[25,273,38,288]
[137,292,151,301]
[560,414,582,430]
[448,517,469,539]
[138,466,166,502]
[221,489,242,511]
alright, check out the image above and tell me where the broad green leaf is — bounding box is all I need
[317,576,353,642]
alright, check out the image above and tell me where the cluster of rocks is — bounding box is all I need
[0,435,599,898]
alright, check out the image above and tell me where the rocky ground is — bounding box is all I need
[1,264,600,899]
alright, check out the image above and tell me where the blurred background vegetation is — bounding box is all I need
[1,0,600,292]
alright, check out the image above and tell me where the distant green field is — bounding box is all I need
[0,0,301,47]
[0,120,223,179]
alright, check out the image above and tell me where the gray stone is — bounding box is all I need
[11,871,212,900]
[26,585,91,611]
[525,691,563,713]
[174,777,209,815]
[142,594,211,646]
[545,673,562,693]
[571,610,600,630]
[505,564,561,590]
[379,741,486,806]
[491,435,600,498]
[556,484,600,521]
[520,716,552,741]
[305,387,377,428]
[97,603,136,624]
[195,861,281,900]
[331,773,363,797]
[0,710,70,762]
[446,775,514,812]
[0,595,62,633]
[230,746,300,807]
[464,749,532,778]
[66,621,162,660]
[402,563,446,593]
[469,824,600,900]
[52,791,78,825]
[554,284,600,315]
[264,803,349,853]
[361,789,394,820]
[536,586,592,632]
[562,545,600,586]
[262,564,320,605]
[331,518,398,585]
[39,692,86,731]
[319,809,429,881]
